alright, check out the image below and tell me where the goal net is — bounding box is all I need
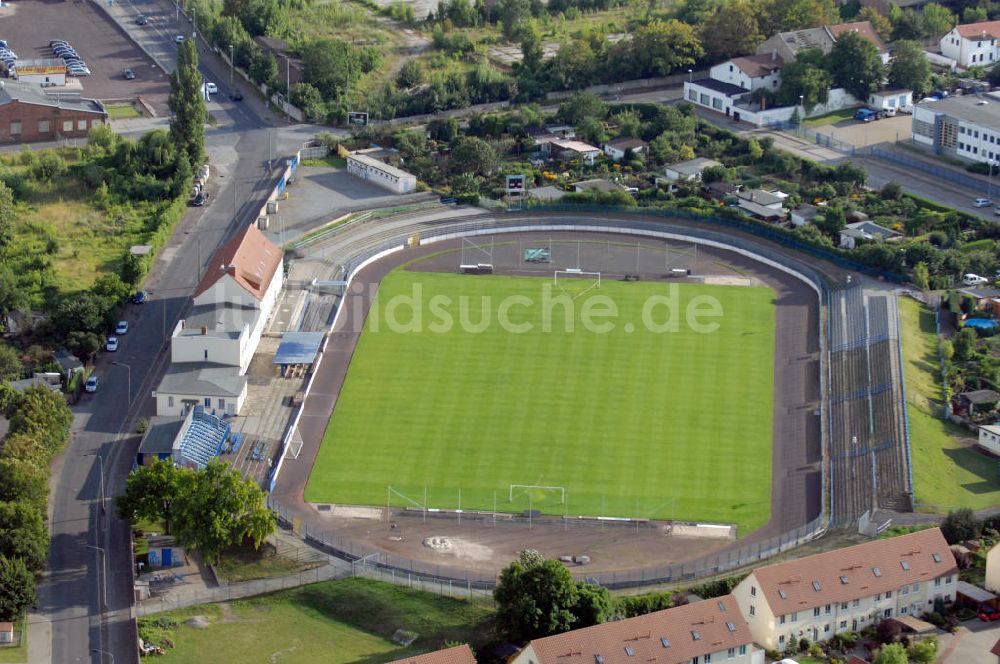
[509,484,566,505]
[553,270,601,300]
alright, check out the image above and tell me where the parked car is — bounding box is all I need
[192,191,208,207]
[84,375,99,393]
[131,290,148,304]
[136,14,148,25]
[854,108,877,122]
[230,91,244,101]
[204,82,217,94]
[123,68,135,80]
[115,320,129,335]
[175,35,186,43]
[964,273,989,286]
[105,337,119,352]
[974,197,993,208]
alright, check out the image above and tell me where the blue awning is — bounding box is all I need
[273,332,324,365]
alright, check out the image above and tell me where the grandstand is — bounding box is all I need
[174,406,232,470]
[828,286,911,526]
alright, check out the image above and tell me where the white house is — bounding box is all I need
[664,157,722,183]
[553,139,601,165]
[603,137,648,162]
[510,595,761,664]
[868,89,913,113]
[684,78,750,120]
[153,362,247,417]
[709,54,783,92]
[979,424,1000,455]
[940,20,1000,68]
[732,528,957,650]
[839,220,902,249]
[347,151,417,194]
[171,224,282,374]
[737,189,786,220]
[913,94,1000,166]
[986,542,1000,593]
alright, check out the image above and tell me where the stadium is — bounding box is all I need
[270,214,911,586]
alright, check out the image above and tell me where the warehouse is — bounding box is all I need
[346,151,417,194]
[0,79,106,144]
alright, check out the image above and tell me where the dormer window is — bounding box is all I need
[778,589,787,599]
[812,581,821,592]
[661,638,670,648]
[840,576,849,585]
[726,622,736,632]
[718,601,726,611]
[873,567,882,577]
[692,631,701,641]
[932,553,942,563]
[624,647,634,657]
[901,561,910,571]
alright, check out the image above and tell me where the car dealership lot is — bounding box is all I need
[2,0,170,113]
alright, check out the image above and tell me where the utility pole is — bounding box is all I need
[191,7,196,39]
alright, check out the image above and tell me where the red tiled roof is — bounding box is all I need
[991,637,1000,656]
[193,225,281,302]
[957,20,1000,40]
[731,54,783,78]
[0,622,11,632]
[828,21,888,54]
[750,528,957,614]
[524,595,752,664]
[387,644,477,664]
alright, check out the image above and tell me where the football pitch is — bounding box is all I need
[305,270,776,533]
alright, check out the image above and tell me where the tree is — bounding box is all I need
[494,550,580,642]
[920,4,954,40]
[168,39,206,168]
[171,459,276,564]
[815,206,846,238]
[573,583,613,627]
[558,93,607,126]
[519,24,544,74]
[701,0,763,60]
[762,0,839,33]
[0,181,14,254]
[0,432,48,467]
[888,40,932,95]
[913,262,930,290]
[747,138,764,160]
[116,459,186,534]
[876,617,902,644]
[0,266,27,323]
[9,385,72,458]
[953,327,979,362]
[941,507,981,543]
[0,458,48,509]
[776,50,832,109]
[0,344,21,382]
[627,20,703,78]
[963,6,988,23]
[827,31,883,99]
[0,556,34,622]
[908,636,938,663]
[858,6,892,39]
[872,642,908,664]
[450,136,498,177]
[396,60,425,89]
[0,501,48,573]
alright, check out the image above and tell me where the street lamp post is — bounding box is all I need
[84,545,108,610]
[687,68,693,83]
[112,361,131,408]
[83,453,105,515]
[191,7,196,39]
[92,648,115,664]
[229,44,234,86]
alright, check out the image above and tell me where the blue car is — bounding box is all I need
[131,290,148,304]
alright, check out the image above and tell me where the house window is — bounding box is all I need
[63,120,73,132]
[886,591,892,598]
[913,583,920,592]
[728,648,735,659]
[901,607,908,615]
[38,120,50,133]
[688,89,697,101]
[902,586,909,595]
[219,398,226,410]
[791,612,797,622]
[814,608,820,617]
[204,398,211,408]
[77,119,87,131]
[824,624,830,633]
[876,594,881,601]
[739,646,747,656]
[751,587,756,597]
[700,93,710,105]
[839,621,846,629]
[712,97,723,110]
[779,636,785,645]
[852,600,860,608]
[946,576,953,584]
[841,603,848,610]
[780,615,786,625]
[9,121,21,135]
[960,127,966,134]
[729,64,733,71]
[204,349,208,360]
[884,608,892,618]
[168,396,174,408]
[825,604,831,614]
[704,655,711,663]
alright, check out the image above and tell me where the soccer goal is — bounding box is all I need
[509,484,566,504]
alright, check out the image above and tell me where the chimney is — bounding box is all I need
[771,50,777,61]
[218,263,226,273]
[200,325,208,335]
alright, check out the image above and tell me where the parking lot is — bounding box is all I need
[2,0,170,113]
[816,113,913,148]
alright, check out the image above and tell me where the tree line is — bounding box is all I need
[0,385,73,623]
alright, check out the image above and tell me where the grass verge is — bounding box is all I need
[105,103,141,119]
[138,577,492,663]
[0,619,27,663]
[803,108,859,126]
[301,156,347,169]
[897,296,1000,511]
[214,542,323,583]
[306,271,776,533]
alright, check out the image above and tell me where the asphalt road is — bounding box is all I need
[40,2,284,662]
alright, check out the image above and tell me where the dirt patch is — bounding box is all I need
[185,616,211,629]
[423,536,495,563]
[312,504,384,520]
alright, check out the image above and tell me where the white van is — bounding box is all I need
[964,273,989,286]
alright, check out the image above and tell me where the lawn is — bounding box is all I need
[214,542,324,583]
[803,108,859,127]
[306,271,776,533]
[139,577,492,664]
[898,297,1000,511]
[105,103,140,119]
[0,619,26,663]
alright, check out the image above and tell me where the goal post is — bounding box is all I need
[509,484,566,504]
[553,269,601,287]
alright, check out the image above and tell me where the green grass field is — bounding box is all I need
[138,578,492,664]
[897,297,1000,511]
[306,271,776,533]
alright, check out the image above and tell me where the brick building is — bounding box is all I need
[0,79,107,144]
